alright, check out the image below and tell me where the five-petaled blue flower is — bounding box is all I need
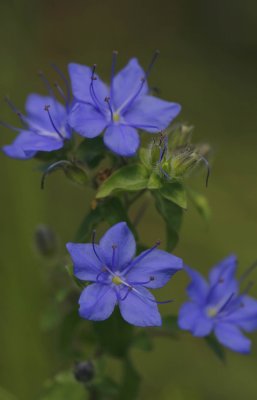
[2,94,71,159]
[66,222,183,326]
[68,53,181,157]
[178,255,257,354]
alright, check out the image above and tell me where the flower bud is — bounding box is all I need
[170,147,200,178]
[74,361,95,383]
[34,224,59,258]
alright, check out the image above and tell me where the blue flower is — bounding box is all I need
[66,222,183,326]
[68,53,181,157]
[2,68,72,159]
[178,255,257,354]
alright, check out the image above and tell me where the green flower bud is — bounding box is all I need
[170,147,200,178]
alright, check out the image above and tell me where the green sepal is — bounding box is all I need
[96,164,149,198]
[205,334,226,362]
[147,172,162,189]
[153,192,183,251]
[160,181,187,209]
[187,187,211,222]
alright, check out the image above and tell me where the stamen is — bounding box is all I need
[110,50,118,103]
[38,70,55,97]
[54,82,67,103]
[44,105,64,140]
[123,241,161,275]
[40,160,71,189]
[128,276,155,286]
[89,64,104,112]
[239,260,257,284]
[4,96,26,126]
[132,286,173,304]
[117,50,160,114]
[92,230,116,278]
[111,244,117,269]
[92,230,103,264]
[0,120,21,132]
[119,287,132,301]
[200,156,210,187]
[145,49,160,80]
[104,97,114,121]
[217,292,235,314]
[51,63,71,105]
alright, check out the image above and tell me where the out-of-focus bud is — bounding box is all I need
[170,147,201,178]
[168,123,194,151]
[74,361,95,383]
[64,162,88,186]
[34,224,59,258]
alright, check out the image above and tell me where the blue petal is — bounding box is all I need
[125,249,183,289]
[208,255,239,305]
[124,96,181,132]
[68,102,107,138]
[214,322,251,354]
[112,58,148,109]
[2,131,36,159]
[118,286,161,327]
[68,63,109,104]
[225,295,257,332]
[103,124,140,156]
[178,302,213,336]
[209,254,238,284]
[99,222,136,270]
[79,283,117,321]
[184,266,209,304]
[25,94,68,135]
[3,130,63,156]
[66,243,104,281]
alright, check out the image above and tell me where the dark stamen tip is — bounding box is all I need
[150,276,155,281]
[44,104,50,111]
[112,244,117,249]
[113,50,118,55]
[156,240,161,246]
[219,278,224,283]
[104,96,110,102]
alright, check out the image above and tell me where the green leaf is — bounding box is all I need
[132,331,153,351]
[96,164,149,198]
[75,197,130,242]
[205,334,226,362]
[40,371,88,400]
[160,181,187,209]
[119,359,141,400]
[187,187,211,222]
[77,137,105,168]
[93,308,134,358]
[153,192,183,251]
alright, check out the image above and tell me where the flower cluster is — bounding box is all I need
[2,54,181,158]
[67,222,183,326]
[179,255,257,353]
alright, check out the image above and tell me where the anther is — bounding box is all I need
[44,104,64,140]
[150,276,155,281]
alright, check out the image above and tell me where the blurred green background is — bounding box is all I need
[0,0,257,399]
